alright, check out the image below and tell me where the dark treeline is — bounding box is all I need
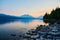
[43,7,60,24]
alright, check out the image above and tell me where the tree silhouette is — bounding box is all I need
[43,7,60,24]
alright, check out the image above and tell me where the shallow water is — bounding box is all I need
[0,19,47,40]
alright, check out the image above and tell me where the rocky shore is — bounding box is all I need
[22,22,60,40]
[9,21,60,40]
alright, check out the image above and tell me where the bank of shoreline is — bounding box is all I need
[21,22,60,40]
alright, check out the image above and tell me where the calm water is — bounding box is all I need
[0,19,47,40]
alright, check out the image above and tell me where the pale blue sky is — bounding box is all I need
[0,0,60,17]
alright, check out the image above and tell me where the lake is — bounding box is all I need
[0,19,47,40]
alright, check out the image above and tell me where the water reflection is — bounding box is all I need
[0,19,34,24]
[19,19,34,23]
[0,20,16,24]
[0,19,47,40]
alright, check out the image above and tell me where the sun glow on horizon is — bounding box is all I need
[0,0,60,17]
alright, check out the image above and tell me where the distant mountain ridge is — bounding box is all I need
[0,13,20,20]
[37,16,43,20]
[0,13,43,24]
[0,13,43,20]
[19,14,35,19]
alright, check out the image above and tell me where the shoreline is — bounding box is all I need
[22,22,60,40]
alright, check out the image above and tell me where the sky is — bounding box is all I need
[0,0,60,17]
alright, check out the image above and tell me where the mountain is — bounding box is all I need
[0,13,43,20]
[37,16,43,20]
[19,14,35,19]
[0,13,20,20]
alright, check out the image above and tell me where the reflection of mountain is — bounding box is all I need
[19,19,33,23]
[0,13,20,24]
[0,20,15,24]
[0,13,43,24]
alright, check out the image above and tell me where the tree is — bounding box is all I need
[43,13,50,23]
[43,7,60,24]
